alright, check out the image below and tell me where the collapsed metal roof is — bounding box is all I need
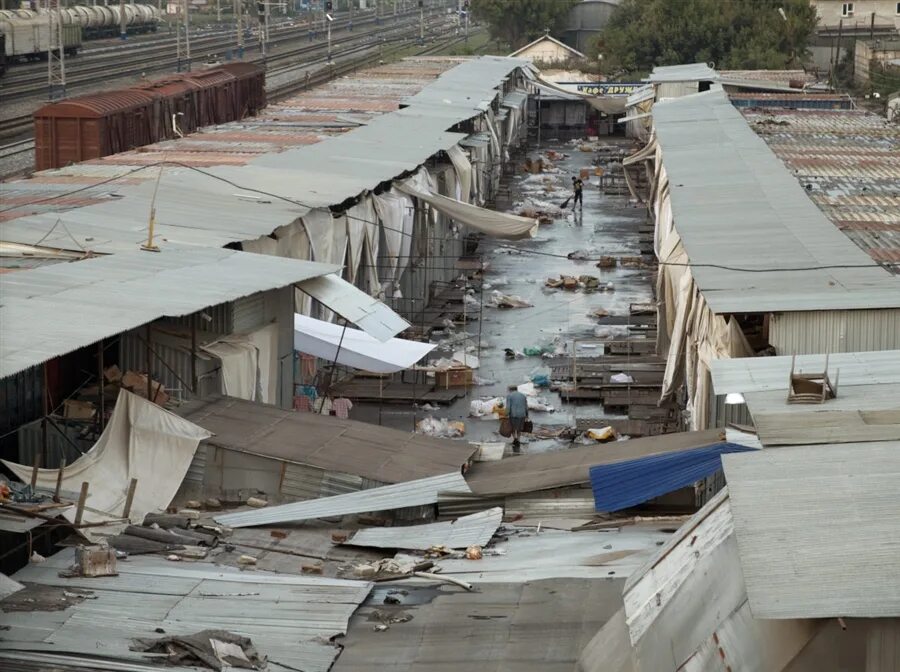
[215,471,471,528]
[342,507,502,551]
[652,88,900,313]
[648,62,719,83]
[723,442,900,619]
[0,248,339,378]
[0,549,373,672]
[178,395,477,484]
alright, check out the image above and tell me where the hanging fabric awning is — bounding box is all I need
[294,314,436,374]
[395,181,538,240]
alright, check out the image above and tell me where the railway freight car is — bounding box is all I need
[0,15,81,63]
[33,63,266,171]
[0,4,158,42]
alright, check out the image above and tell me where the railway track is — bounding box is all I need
[0,11,454,144]
[0,7,446,99]
[0,24,479,179]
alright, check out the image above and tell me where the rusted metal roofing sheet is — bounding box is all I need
[744,107,900,273]
[178,395,477,484]
[723,442,900,619]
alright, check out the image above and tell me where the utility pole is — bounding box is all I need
[46,0,66,100]
[183,0,191,71]
[120,0,127,39]
[418,0,423,43]
[235,0,244,58]
[325,0,332,62]
[464,0,468,44]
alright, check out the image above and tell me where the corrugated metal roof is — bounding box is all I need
[0,248,339,378]
[648,63,719,83]
[335,578,623,672]
[0,549,373,672]
[722,442,900,619]
[343,507,502,551]
[744,107,900,273]
[589,443,756,512]
[653,89,900,313]
[710,351,900,446]
[710,350,900,394]
[465,429,723,496]
[215,471,471,528]
[178,395,477,484]
[0,57,525,255]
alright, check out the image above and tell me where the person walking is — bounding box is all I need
[505,385,529,451]
[571,176,584,211]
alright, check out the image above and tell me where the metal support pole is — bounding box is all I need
[119,0,127,38]
[30,453,40,489]
[327,17,331,62]
[146,324,153,401]
[236,0,244,58]
[191,317,198,396]
[98,339,106,431]
[419,3,423,43]
[41,362,49,470]
[53,458,66,503]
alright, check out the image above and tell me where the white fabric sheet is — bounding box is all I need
[294,313,435,373]
[396,181,538,240]
[247,323,278,404]
[447,145,473,204]
[3,389,211,540]
[200,338,259,401]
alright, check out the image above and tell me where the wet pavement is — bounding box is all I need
[352,138,654,454]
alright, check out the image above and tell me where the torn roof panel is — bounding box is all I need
[723,442,900,619]
[1,549,373,672]
[0,248,339,378]
[178,396,477,484]
[343,508,502,551]
[214,472,472,528]
[464,429,723,496]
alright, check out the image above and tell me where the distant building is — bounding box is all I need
[562,0,621,54]
[854,36,900,83]
[508,34,586,65]
[810,0,900,34]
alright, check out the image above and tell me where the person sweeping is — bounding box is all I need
[505,385,529,451]
[571,176,584,211]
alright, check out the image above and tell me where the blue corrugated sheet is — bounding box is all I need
[589,442,757,512]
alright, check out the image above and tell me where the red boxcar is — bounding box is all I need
[33,63,266,171]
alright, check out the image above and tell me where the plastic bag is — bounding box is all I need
[416,417,465,438]
[610,372,634,384]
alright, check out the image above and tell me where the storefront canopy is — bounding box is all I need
[294,314,435,374]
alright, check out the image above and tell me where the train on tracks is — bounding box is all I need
[33,62,266,170]
[0,4,159,66]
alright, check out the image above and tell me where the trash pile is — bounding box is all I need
[416,417,466,438]
[132,630,264,671]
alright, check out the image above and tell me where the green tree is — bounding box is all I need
[471,0,579,50]
[594,0,817,76]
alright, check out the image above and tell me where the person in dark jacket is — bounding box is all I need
[505,385,529,451]
[571,176,584,210]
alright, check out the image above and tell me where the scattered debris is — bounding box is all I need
[465,545,483,560]
[245,497,268,509]
[416,417,465,438]
[131,629,264,671]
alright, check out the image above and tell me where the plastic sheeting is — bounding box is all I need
[589,442,756,512]
[294,313,435,373]
[2,389,211,539]
[395,181,537,240]
[201,323,278,404]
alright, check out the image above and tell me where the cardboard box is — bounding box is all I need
[63,399,95,420]
[435,367,473,389]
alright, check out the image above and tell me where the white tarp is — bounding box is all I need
[395,181,538,240]
[200,323,278,404]
[297,273,409,342]
[2,389,211,540]
[373,189,415,295]
[294,313,435,373]
[447,145,473,204]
